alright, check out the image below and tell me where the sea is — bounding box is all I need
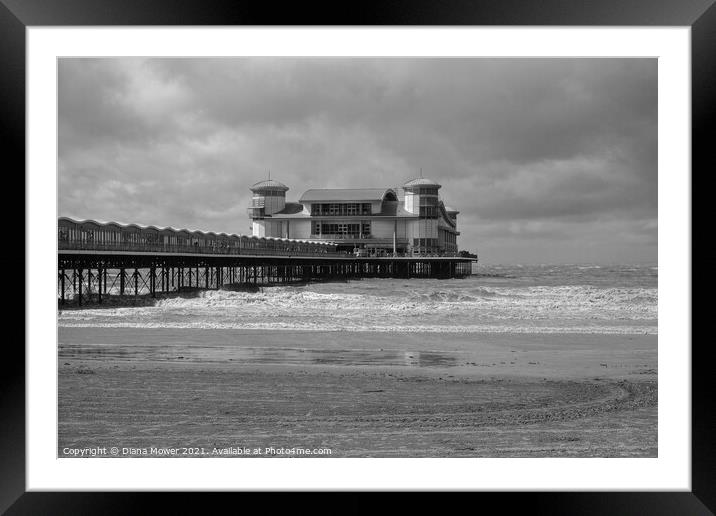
[58,263,658,335]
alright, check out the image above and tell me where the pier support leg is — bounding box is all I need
[120,268,125,295]
[97,267,102,304]
[134,269,139,297]
[150,266,156,298]
[77,269,83,306]
[60,269,65,306]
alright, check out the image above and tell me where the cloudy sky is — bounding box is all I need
[58,58,657,264]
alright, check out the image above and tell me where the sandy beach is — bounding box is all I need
[58,327,657,457]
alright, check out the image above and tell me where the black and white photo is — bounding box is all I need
[57,57,658,459]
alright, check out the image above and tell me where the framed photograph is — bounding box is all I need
[6,0,711,511]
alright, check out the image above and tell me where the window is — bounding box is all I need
[361,222,371,237]
[413,238,438,250]
[318,223,362,238]
[311,203,373,216]
[419,206,438,218]
[418,187,439,196]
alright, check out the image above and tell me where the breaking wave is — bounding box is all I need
[58,276,658,335]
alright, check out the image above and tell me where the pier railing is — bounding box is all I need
[58,240,343,257]
[59,241,472,259]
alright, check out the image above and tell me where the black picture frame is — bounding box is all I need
[3,0,712,512]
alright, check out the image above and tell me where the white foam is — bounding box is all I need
[57,280,658,335]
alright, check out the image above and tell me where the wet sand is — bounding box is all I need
[58,327,657,457]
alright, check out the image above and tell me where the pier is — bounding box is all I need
[58,218,475,306]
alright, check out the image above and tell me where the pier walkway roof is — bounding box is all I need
[298,188,397,203]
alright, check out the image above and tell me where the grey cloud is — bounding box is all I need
[58,57,657,264]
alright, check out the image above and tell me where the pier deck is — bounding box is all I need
[58,248,475,306]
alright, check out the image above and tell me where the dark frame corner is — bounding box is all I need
[4,0,713,513]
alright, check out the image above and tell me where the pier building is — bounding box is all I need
[247,176,460,256]
[57,176,475,306]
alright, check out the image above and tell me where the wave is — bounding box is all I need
[408,287,510,303]
[59,284,657,315]
[58,280,658,334]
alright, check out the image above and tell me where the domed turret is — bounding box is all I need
[403,177,442,189]
[248,178,288,217]
[249,179,289,194]
[402,174,441,254]
[402,175,441,215]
